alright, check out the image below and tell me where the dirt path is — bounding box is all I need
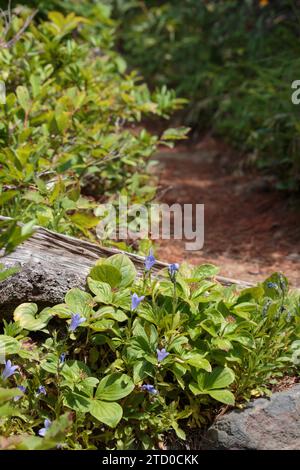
[154,136,300,287]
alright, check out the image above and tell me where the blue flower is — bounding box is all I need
[69,313,85,332]
[59,353,66,365]
[141,384,158,395]
[131,293,145,311]
[36,385,47,397]
[38,418,52,437]
[145,249,156,272]
[1,360,19,381]
[267,282,278,289]
[14,385,26,401]
[168,263,179,277]
[157,348,169,362]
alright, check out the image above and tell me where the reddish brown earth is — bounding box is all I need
[154,135,300,287]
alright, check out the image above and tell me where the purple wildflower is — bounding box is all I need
[59,353,66,365]
[131,293,145,311]
[38,418,52,437]
[145,249,156,272]
[141,384,158,395]
[1,360,19,381]
[14,385,26,401]
[267,282,278,289]
[36,385,47,396]
[168,263,179,277]
[157,348,169,362]
[69,313,85,332]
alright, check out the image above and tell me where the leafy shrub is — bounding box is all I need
[0,254,299,449]
[111,0,300,189]
[0,6,186,250]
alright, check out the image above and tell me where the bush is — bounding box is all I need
[0,6,186,251]
[112,0,300,189]
[0,254,299,449]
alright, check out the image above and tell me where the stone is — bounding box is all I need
[202,385,300,450]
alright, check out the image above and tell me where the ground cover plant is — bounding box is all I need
[0,1,300,452]
[0,5,186,252]
[0,253,299,449]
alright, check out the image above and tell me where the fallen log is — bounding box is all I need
[0,217,254,314]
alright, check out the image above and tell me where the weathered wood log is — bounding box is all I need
[0,217,254,314]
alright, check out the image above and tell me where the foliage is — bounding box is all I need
[110,0,300,189]
[0,254,299,449]
[0,6,186,252]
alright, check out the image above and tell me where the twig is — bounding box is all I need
[0,4,37,49]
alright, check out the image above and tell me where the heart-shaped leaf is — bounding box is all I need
[13,303,51,331]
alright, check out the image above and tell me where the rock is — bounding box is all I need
[202,385,300,450]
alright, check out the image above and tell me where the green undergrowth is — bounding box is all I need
[0,254,299,449]
[0,5,187,253]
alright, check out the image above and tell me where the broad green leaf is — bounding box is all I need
[89,319,115,331]
[208,389,235,405]
[106,254,137,288]
[89,399,122,428]
[0,387,21,403]
[13,303,51,331]
[89,264,122,288]
[189,264,219,281]
[65,288,93,315]
[87,278,113,304]
[184,354,212,372]
[0,190,18,206]
[0,403,23,418]
[112,289,131,309]
[64,391,90,413]
[93,306,127,322]
[61,360,92,384]
[95,373,134,401]
[198,367,235,390]
[0,335,21,355]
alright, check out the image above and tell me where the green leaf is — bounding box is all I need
[87,278,113,304]
[0,335,21,355]
[106,254,137,288]
[95,373,134,401]
[89,264,122,288]
[13,303,51,331]
[112,289,131,309]
[89,399,122,428]
[161,127,189,141]
[184,353,212,372]
[0,190,18,206]
[64,391,91,413]
[208,389,235,405]
[0,387,21,403]
[190,264,219,281]
[65,288,93,315]
[16,86,31,112]
[198,367,235,390]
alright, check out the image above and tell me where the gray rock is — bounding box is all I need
[202,385,300,450]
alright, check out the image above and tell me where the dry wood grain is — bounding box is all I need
[0,216,253,313]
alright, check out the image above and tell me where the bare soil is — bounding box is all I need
[154,135,300,287]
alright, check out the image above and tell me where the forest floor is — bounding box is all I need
[154,135,300,287]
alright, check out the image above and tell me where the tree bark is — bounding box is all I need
[0,218,253,315]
